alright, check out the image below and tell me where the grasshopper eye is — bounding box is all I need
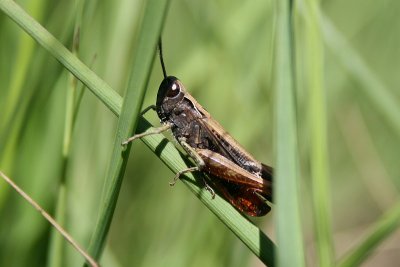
[157,76,182,107]
[166,81,180,98]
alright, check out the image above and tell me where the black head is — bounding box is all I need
[156,76,185,121]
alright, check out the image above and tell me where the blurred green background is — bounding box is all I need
[0,0,399,266]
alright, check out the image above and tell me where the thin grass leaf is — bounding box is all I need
[337,202,400,267]
[303,1,335,266]
[86,0,170,261]
[274,1,305,266]
[46,70,76,267]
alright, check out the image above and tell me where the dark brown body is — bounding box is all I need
[156,76,273,216]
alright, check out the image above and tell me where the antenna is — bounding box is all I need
[158,37,167,79]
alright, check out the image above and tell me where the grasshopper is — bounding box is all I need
[124,40,273,216]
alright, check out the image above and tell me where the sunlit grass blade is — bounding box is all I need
[274,1,305,266]
[303,1,334,266]
[337,202,400,267]
[86,0,170,261]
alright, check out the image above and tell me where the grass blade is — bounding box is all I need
[274,1,305,266]
[303,1,335,266]
[86,0,170,261]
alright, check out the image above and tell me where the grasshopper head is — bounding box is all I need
[156,76,185,122]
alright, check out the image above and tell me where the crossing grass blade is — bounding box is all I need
[85,0,170,261]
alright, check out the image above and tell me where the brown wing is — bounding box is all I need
[196,148,272,196]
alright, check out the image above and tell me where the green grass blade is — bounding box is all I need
[303,2,334,266]
[274,1,305,266]
[86,0,170,261]
[337,202,400,267]
[46,71,75,267]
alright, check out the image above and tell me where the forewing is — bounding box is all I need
[196,148,272,196]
